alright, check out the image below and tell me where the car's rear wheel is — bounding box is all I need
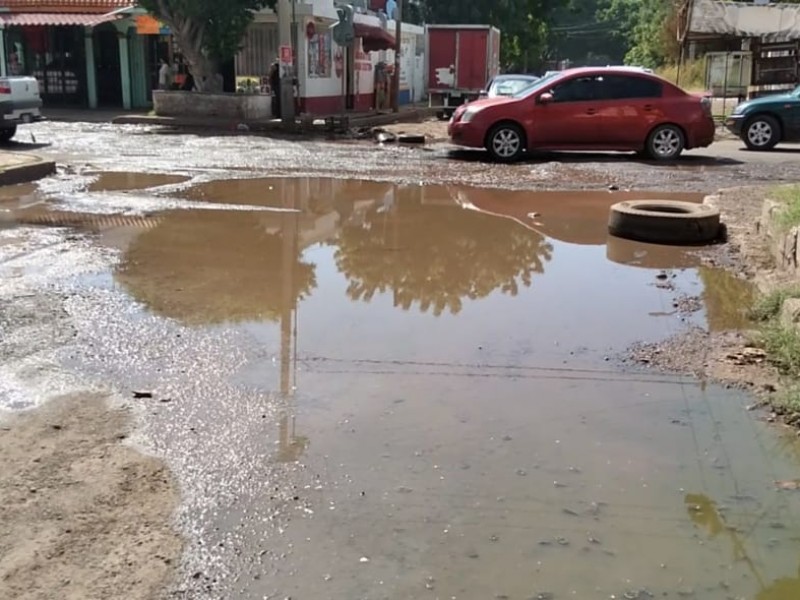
[645,124,685,161]
[486,123,525,162]
[0,126,17,144]
[744,115,780,151]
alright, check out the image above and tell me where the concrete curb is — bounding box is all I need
[111,107,440,134]
[0,153,55,186]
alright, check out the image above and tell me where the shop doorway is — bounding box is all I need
[4,26,87,106]
[94,25,122,107]
[146,35,171,95]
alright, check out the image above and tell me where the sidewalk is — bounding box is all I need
[0,151,55,186]
[44,108,149,124]
[112,105,439,133]
[44,105,438,133]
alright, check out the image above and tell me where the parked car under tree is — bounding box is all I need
[448,67,715,162]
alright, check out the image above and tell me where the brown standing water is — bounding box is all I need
[4,175,799,599]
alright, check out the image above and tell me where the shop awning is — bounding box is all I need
[0,12,122,27]
[354,21,395,52]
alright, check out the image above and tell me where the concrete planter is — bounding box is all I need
[153,90,272,121]
[759,197,800,272]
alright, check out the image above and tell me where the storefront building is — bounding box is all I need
[0,0,161,110]
[236,0,426,116]
[0,0,427,115]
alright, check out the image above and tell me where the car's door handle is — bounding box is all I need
[644,104,654,111]
[586,108,597,115]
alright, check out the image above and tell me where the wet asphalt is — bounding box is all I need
[2,121,800,599]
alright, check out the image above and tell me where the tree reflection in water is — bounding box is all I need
[116,211,317,325]
[334,187,554,316]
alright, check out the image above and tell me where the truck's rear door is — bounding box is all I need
[455,29,489,91]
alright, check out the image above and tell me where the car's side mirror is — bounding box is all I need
[538,93,554,105]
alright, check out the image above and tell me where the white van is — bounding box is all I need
[0,76,43,143]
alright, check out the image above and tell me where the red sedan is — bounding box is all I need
[448,67,715,162]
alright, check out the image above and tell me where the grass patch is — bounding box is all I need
[772,385,800,416]
[750,286,800,423]
[749,287,800,321]
[771,184,800,230]
[761,323,800,378]
[656,59,705,91]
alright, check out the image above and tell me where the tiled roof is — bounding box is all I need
[0,0,133,13]
[0,12,122,25]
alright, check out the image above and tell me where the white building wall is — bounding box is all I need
[239,3,426,115]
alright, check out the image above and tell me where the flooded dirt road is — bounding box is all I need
[15,120,800,192]
[2,125,800,599]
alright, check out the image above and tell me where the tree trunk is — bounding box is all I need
[164,15,223,93]
[182,47,221,92]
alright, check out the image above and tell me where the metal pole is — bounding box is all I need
[722,51,729,118]
[392,0,402,113]
[278,0,296,124]
[291,0,298,115]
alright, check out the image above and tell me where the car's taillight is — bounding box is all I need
[700,96,712,117]
[0,79,10,95]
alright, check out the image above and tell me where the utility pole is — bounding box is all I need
[392,0,402,113]
[278,0,296,124]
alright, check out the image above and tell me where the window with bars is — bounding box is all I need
[235,23,279,81]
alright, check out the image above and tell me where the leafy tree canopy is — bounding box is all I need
[139,0,276,88]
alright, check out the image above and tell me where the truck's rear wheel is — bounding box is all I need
[0,126,17,144]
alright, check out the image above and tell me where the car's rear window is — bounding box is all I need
[605,75,663,99]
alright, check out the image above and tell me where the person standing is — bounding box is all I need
[158,58,172,90]
[269,61,281,118]
[180,68,196,92]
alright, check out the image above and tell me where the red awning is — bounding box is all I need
[353,21,395,52]
[0,12,122,27]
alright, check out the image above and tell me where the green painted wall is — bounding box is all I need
[84,29,97,109]
[129,33,149,108]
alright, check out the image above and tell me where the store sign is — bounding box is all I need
[136,15,171,35]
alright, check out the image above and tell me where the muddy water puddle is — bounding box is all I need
[86,171,189,192]
[9,176,796,598]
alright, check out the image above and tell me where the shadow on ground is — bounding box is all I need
[445,148,744,167]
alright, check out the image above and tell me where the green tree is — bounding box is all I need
[548,0,627,66]
[139,0,276,90]
[596,0,681,68]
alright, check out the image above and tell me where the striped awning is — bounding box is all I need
[0,12,122,26]
[0,0,131,10]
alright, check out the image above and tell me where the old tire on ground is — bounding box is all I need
[398,134,426,144]
[608,200,721,245]
[645,124,685,161]
[486,122,525,162]
[743,114,780,151]
[0,126,17,144]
